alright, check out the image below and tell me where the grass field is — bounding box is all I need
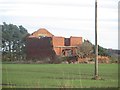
[2,64,118,88]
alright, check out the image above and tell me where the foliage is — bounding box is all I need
[77,40,94,57]
[77,40,111,58]
[98,45,109,56]
[2,22,29,61]
[109,55,119,63]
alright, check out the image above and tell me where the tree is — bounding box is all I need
[77,40,94,58]
[2,22,29,61]
[93,45,110,56]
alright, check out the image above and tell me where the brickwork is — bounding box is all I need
[30,28,54,38]
[26,28,83,59]
[52,36,64,46]
[70,36,82,46]
[52,36,65,55]
[77,56,110,64]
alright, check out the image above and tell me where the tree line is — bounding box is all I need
[2,22,29,61]
[77,40,110,58]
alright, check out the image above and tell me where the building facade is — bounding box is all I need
[26,28,82,59]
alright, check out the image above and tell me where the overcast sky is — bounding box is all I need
[0,0,119,49]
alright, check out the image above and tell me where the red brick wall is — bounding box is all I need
[70,36,82,46]
[53,48,62,56]
[30,28,54,38]
[26,28,83,58]
[52,36,64,55]
[52,36,64,46]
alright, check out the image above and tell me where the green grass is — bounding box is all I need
[2,64,118,88]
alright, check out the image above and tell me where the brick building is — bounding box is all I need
[26,28,82,59]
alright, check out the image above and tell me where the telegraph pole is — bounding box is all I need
[94,0,99,80]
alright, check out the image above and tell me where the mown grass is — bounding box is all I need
[2,64,118,88]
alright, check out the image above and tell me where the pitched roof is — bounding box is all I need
[29,28,54,38]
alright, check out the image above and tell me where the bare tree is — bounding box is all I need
[76,40,94,58]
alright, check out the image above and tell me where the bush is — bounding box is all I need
[110,55,118,63]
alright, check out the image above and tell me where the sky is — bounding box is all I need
[0,0,119,49]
